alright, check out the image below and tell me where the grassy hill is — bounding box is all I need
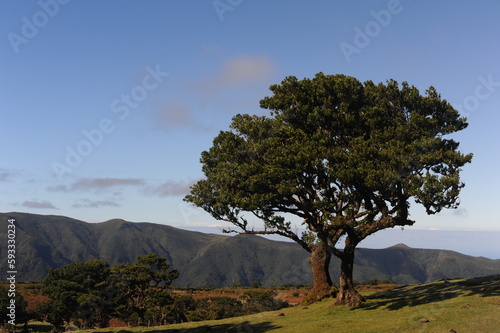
[64,274,500,333]
[2,212,500,286]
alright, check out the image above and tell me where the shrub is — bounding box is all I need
[240,290,289,314]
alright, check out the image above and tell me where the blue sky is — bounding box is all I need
[1,1,500,256]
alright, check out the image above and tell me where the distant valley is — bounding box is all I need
[2,212,500,286]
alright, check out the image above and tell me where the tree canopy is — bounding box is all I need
[41,259,115,329]
[31,255,287,329]
[111,253,179,326]
[185,73,472,306]
[39,254,179,329]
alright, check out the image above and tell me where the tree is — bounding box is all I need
[34,299,67,332]
[185,73,472,306]
[41,259,116,329]
[167,295,197,323]
[111,254,179,325]
[144,289,174,326]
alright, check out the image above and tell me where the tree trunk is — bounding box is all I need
[303,243,336,304]
[335,243,365,307]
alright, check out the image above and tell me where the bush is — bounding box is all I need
[192,297,245,321]
[240,290,288,314]
[250,281,262,288]
[167,296,198,323]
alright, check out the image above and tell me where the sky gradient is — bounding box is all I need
[1,1,499,256]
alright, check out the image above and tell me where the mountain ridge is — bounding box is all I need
[2,212,500,286]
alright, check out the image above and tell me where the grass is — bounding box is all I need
[41,275,500,333]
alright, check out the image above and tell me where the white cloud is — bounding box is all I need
[153,102,208,132]
[219,55,275,86]
[197,54,276,94]
[22,200,57,209]
[48,177,146,192]
[73,177,145,190]
[0,169,17,182]
[151,54,277,132]
[46,184,68,192]
[145,180,194,197]
[72,199,120,208]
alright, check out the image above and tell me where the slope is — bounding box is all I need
[1,212,500,286]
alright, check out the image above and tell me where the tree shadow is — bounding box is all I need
[152,320,280,332]
[105,321,280,333]
[354,274,500,311]
[25,323,53,332]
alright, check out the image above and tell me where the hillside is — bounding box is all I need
[2,212,500,285]
[124,275,500,333]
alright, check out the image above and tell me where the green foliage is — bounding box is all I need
[167,295,198,323]
[250,281,261,288]
[186,73,471,242]
[143,289,174,326]
[38,254,178,329]
[191,297,245,321]
[41,259,114,329]
[111,254,179,326]
[240,290,289,314]
[165,292,287,324]
[34,299,67,331]
[185,73,472,305]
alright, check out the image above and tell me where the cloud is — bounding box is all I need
[145,180,194,197]
[0,169,16,182]
[153,102,208,132]
[197,54,276,94]
[72,199,120,208]
[22,200,57,209]
[151,54,277,132]
[73,177,145,190]
[47,177,193,199]
[48,177,146,192]
[453,207,468,217]
[47,184,68,192]
[220,55,275,86]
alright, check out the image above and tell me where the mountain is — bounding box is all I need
[2,212,500,286]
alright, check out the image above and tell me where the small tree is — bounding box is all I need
[250,281,261,288]
[145,289,174,326]
[166,295,197,323]
[111,254,179,325]
[34,299,67,332]
[185,73,472,306]
[41,259,116,329]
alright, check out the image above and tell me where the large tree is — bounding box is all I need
[185,73,472,306]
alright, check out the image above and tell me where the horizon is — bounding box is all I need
[1,2,499,257]
[5,211,500,260]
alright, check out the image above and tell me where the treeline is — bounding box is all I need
[0,254,288,331]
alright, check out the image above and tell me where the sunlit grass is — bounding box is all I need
[50,275,500,333]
